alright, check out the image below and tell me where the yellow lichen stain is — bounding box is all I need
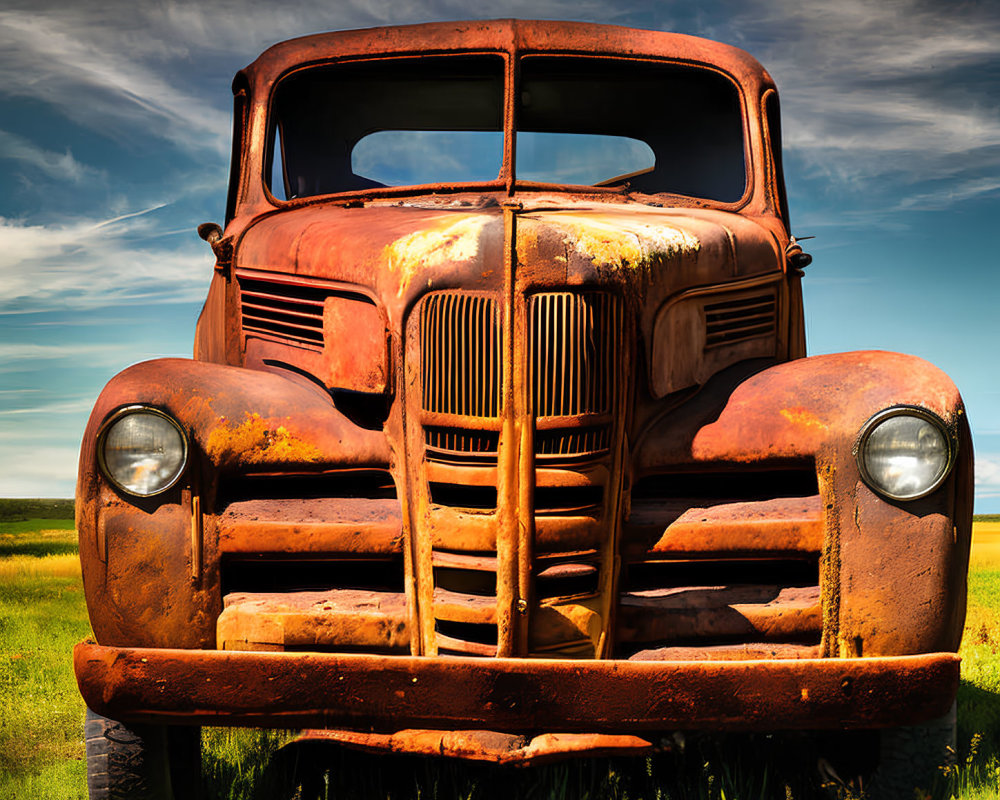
[206,412,322,467]
[527,214,700,271]
[383,215,491,296]
[779,407,829,431]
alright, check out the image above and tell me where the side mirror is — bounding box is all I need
[198,222,223,245]
[785,237,813,271]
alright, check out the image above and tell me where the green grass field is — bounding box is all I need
[2,504,999,798]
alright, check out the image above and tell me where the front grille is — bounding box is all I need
[704,292,777,346]
[417,289,624,657]
[419,290,622,460]
[529,292,621,418]
[421,293,501,417]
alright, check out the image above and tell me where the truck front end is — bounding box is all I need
[74,20,972,796]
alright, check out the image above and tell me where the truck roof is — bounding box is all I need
[239,19,774,95]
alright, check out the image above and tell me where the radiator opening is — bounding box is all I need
[536,562,599,599]
[631,467,818,502]
[424,427,499,464]
[429,482,497,511]
[435,619,498,646]
[534,485,603,515]
[221,555,405,595]
[535,426,611,460]
[622,557,819,592]
[433,566,497,597]
[218,469,397,506]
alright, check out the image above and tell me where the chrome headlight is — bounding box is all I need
[856,407,954,501]
[98,406,188,497]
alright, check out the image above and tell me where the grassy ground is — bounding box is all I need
[2,504,1000,798]
[0,518,90,799]
[953,522,1000,798]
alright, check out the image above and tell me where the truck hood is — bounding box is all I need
[234,196,783,327]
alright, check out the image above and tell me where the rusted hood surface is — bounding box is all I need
[235,197,781,316]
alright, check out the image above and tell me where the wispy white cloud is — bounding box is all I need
[0,443,78,497]
[0,129,105,184]
[726,0,1000,204]
[0,398,94,416]
[975,455,1000,502]
[0,211,213,312]
[0,10,230,156]
[0,343,132,362]
[0,1,632,161]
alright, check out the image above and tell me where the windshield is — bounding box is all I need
[269,55,746,202]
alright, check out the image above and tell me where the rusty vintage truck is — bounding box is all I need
[74,19,973,799]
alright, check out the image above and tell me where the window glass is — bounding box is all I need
[517,57,747,201]
[351,130,502,187]
[516,133,654,186]
[270,56,504,198]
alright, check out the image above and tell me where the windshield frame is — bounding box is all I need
[259,51,754,211]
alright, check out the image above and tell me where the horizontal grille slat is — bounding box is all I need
[241,291,326,309]
[242,301,325,321]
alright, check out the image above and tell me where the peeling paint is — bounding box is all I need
[527,214,700,270]
[780,407,829,431]
[383,215,491,296]
[206,412,322,467]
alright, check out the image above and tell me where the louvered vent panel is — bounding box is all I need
[530,292,622,417]
[704,292,776,346]
[421,294,501,418]
[239,277,326,348]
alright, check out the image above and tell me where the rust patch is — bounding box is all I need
[383,215,491,296]
[205,412,322,467]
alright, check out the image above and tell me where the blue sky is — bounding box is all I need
[1,0,998,511]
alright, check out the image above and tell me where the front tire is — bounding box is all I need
[85,708,201,800]
[870,701,957,799]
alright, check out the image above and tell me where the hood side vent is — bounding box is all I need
[239,277,326,348]
[704,292,776,347]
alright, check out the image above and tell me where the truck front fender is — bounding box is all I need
[635,351,973,657]
[76,358,392,649]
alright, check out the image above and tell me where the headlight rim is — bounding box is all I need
[96,404,189,498]
[855,404,956,502]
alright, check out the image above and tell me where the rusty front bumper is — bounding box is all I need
[75,641,958,733]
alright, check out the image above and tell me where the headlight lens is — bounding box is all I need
[98,407,188,496]
[857,407,953,501]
